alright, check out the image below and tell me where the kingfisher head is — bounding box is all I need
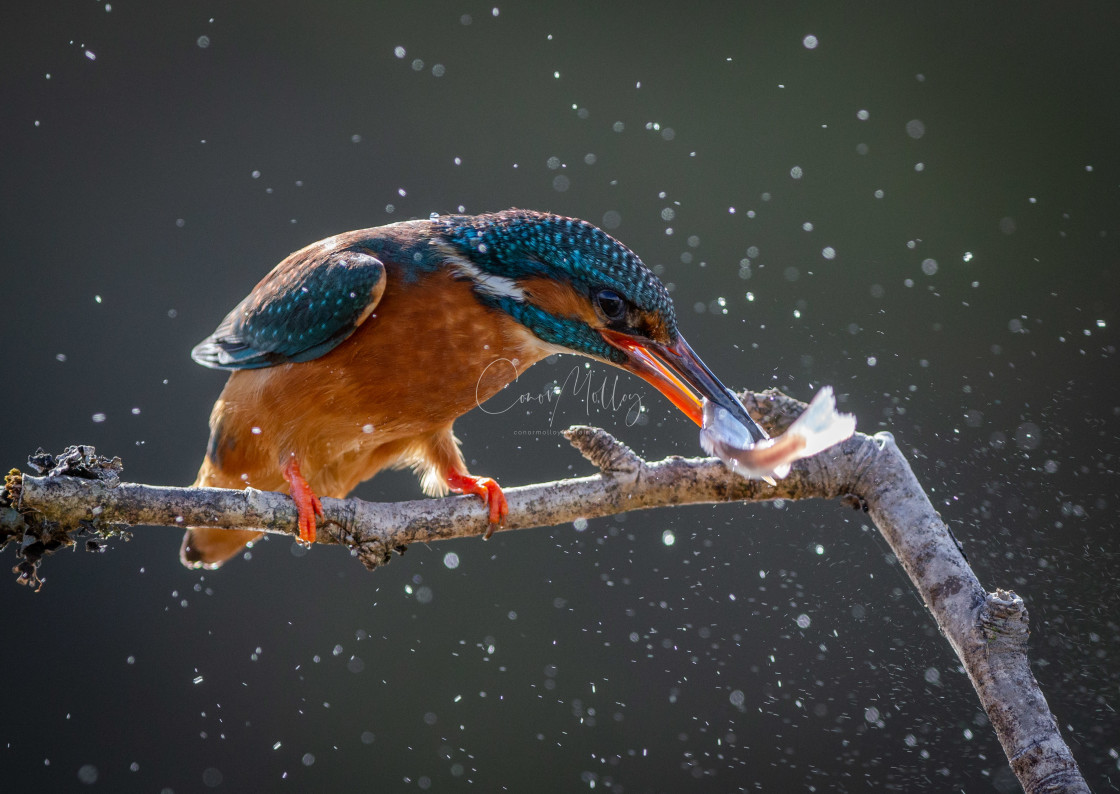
[436,209,767,443]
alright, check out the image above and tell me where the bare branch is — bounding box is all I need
[1,389,1090,792]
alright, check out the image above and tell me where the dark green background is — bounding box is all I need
[3,2,1117,791]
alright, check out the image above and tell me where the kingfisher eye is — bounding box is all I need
[595,289,626,321]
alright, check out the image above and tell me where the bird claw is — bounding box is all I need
[283,457,323,546]
[294,492,323,546]
[482,508,506,539]
[447,470,508,540]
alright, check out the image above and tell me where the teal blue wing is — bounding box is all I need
[192,247,386,370]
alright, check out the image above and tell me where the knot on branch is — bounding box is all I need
[981,588,1029,650]
[563,426,644,479]
[840,431,899,507]
[350,537,407,572]
[872,431,896,451]
[737,388,806,435]
[28,445,122,487]
[318,500,408,572]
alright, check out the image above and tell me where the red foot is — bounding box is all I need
[447,469,508,539]
[282,457,323,546]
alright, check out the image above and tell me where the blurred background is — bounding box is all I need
[2,1,1117,790]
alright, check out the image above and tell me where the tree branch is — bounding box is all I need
[1,389,1089,793]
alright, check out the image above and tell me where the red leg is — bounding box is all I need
[447,468,508,539]
[282,457,323,546]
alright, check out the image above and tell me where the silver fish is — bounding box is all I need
[700,386,856,481]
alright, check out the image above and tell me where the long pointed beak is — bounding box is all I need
[600,329,768,443]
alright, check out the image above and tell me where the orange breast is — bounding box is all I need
[201,266,548,497]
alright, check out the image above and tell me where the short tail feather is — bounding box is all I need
[180,457,267,569]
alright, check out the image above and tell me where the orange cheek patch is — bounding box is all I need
[520,277,599,325]
[641,314,672,345]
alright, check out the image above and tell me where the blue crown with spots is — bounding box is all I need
[437,209,678,338]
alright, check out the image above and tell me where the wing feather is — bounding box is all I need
[192,247,386,370]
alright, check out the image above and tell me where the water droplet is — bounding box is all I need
[1015,422,1041,450]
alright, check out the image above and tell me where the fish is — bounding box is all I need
[700,386,856,481]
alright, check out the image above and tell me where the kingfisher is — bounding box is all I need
[180,209,767,568]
